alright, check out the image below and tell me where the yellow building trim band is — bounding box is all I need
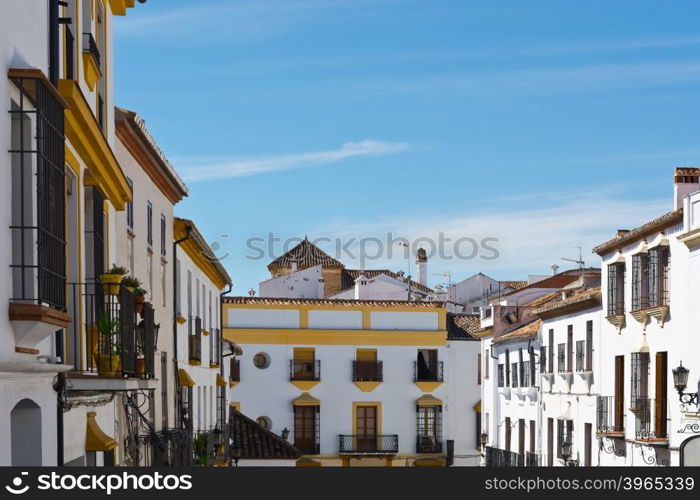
[226,303,445,314]
[353,381,382,392]
[224,328,446,346]
[293,392,320,406]
[416,394,443,406]
[216,373,226,387]
[415,381,443,393]
[299,309,309,329]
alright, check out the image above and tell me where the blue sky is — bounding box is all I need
[113,0,700,293]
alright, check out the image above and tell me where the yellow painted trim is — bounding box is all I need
[473,400,481,412]
[296,458,322,467]
[229,381,239,388]
[109,0,128,15]
[293,392,320,406]
[202,329,209,336]
[229,402,240,411]
[224,328,446,346]
[226,303,445,314]
[58,79,131,210]
[437,310,447,330]
[176,315,187,325]
[189,360,201,366]
[352,402,382,436]
[291,380,320,391]
[209,363,220,369]
[85,411,117,451]
[341,457,350,467]
[362,310,371,329]
[300,309,309,328]
[353,381,382,392]
[414,458,444,467]
[178,368,195,387]
[216,373,226,387]
[174,219,227,289]
[81,51,101,91]
[415,381,443,392]
[416,394,443,406]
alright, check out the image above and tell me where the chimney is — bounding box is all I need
[550,264,559,276]
[290,258,298,273]
[416,248,428,286]
[674,167,700,210]
[354,272,369,300]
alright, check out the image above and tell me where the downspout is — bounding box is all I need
[219,283,232,428]
[53,371,65,465]
[173,225,192,429]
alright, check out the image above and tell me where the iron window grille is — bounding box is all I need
[548,329,554,373]
[521,361,530,387]
[529,349,537,385]
[291,359,321,381]
[9,74,67,310]
[596,396,623,434]
[511,362,519,388]
[160,214,166,257]
[575,340,585,372]
[353,360,383,382]
[648,247,670,307]
[146,201,153,248]
[540,347,547,374]
[484,446,519,467]
[557,344,566,373]
[607,263,626,316]
[338,435,399,454]
[126,178,134,231]
[497,364,505,388]
[566,325,574,372]
[82,32,101,67]
[556,419,574,459]
[505,349,511,386]
[585,321,593,372]
[413,360,444,382]
[416,405,443,453]
[631,253,649,310]
[632,397,668,441]
[630,352,650,410]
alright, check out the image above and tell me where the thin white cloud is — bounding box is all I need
[176,140,409,181]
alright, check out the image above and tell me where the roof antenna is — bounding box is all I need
[562,246,586,284]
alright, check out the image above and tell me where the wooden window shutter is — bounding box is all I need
[614,355,624,431]
[655,352,668,437]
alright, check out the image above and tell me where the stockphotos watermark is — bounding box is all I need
[235,233,500,268]
[4,471,192,496]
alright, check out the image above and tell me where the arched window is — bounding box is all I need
[11,399,42,466]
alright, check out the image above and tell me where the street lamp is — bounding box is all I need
[672,362,698,407]
[281,427,290,441]
[231,444,241,467]
[480,432,489,447]
[560,441,578,467]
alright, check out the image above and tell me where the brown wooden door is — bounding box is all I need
[655,352,668,438]
[294,406,317,454]
[584,423,592,466]
[505,417,511,451]
[547,418,553,466]
[614,355,625,432]
[518,419,525,465]
[356,406,377,451]
[530,420,536,453]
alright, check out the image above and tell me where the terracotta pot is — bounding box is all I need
[99,273,123,296]
[134,295,146,316]
[136,357,145,376]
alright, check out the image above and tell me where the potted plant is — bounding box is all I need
[133,287,147,315]
[121,275,141,293]
[100,264,128,296]
[93,313,121,377]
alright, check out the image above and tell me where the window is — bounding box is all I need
[146,201,153,248]
[567,325,573,372]
[511,362,519,388]
[631,252,648,310]
[484,349,490,379]
[648,246,670,307]
[557,344,566,372]
[294,405,319,454]
[575,340,585,372]
[556,419,574,459]
[497,364,504,388]
[505,349,511,386]
[630,352,650,409]
[585,320,593,372]
[253,352,271,369]
[529,348,536,385]
[521,361,530,387]
[416,405,442,453]
[160,214,166,257]
[540,346,547,374]
[256,416,272,430]
[416,349,441,381]
[292,348,318,380]
[477,353,482,385]
[126,178,134,231]
[505,417,512,451]
[607,262,626,316]
[548,329,554,373]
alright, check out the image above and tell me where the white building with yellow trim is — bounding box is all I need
[223,296,481,466]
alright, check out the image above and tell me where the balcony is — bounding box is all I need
[416,435,443,454]
[338,434,399,455]
[81,33,102,90]
[353,360,383,382]
[631,397,668,444]
[414,360,444,392]
[484,446,519,467]
[525,451,542,466]
[596,396,624,437]
[229,358,240,386]
[290,360,321,390]
[68,282,156,383]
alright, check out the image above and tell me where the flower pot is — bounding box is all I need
[136,357,145,376]
[99,273,123,296]
[134,295,146,316]
[176,315,187,325]
[95,353,121,377]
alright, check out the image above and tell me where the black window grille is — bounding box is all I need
[416,405,443,453]
[607,262,625,316]
[540,346,547,374]
[548,329,554,373]
[648,247,670,307]
[556,419,574,459]
[9,75,67,310]
[505,349,510,386]
[147,201,153,248]
[575,340,585,372]
[160,214,166,257]
[631,253,649,310]
[497,364,504,387]
[630,352,649,409]
[511,362,519,388]
[529,349,536,385]
[557,344,566,373]
[126,178,134,231]
[521,361,530,387]
[65,26,75,80]
[585,320,593,371]
[567,325,574,372]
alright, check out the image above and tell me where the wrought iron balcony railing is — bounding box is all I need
[82,32,101,67]
[290,360,321,381]
[414,360,444,382]
[631,397,668,441]
[596,396,624,436]
[338,434,399,455]
[485,446,520,467]
[353,360,383,382]
[68,282,155,378]
[416,435,443,453]
[525,451,542,467]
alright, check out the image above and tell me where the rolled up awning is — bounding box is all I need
[216,373,227,387]
[85,411,117,452]
[179,368,195,387]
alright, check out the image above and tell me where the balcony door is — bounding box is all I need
[355,405,378,451]
[614,355,625,432]
[417,349,438,380]
[655,352,668,438]
[294,405,318,454]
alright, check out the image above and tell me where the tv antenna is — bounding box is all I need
[561,246,585,269]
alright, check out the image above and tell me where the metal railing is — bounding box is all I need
[338,434,399,454]
[525,451,542,466]
[416,435,443,453]
[188,333,201,363]
[632,397,668,441]
[230,358,240,382]
[485,446,520,466]
[414,360,444,382]
[290,360,321,381]
[82,32,101,67]
[353,361,383,382]
[596,396,624,435]
[68,282,154,378]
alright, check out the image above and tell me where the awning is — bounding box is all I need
[293,392,320,406]
[416,394,443,407]
[85,411,117,451]
[179,368,195,387]
[473,400,482,413]
[216,373,226,387]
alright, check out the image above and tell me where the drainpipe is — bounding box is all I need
[219,283,232,428]
[173,225,192,429]
[53,371,65,465]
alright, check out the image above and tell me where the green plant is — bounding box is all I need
[95,313,121,355]
[121,275,142,288]
[132,287,147,297]
[193,433,212,465]
[107,264,128,275]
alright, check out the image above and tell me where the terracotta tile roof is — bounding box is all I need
[499,280,528,290]
[500,273,580,299]
[473,327,493,339]
[230,410,301,460]
[535,287,601,317]
[223,296,445,309]
[593,209,683,255]
[492,318,542,345]
[174,217,232,286]
[446,313,480,340]
[268,238,344,270]
[342,269,434,294]
[523,290,566,308]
